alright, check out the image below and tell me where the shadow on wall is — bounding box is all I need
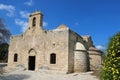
[0,63,7,74]
[0,74,30,80]
[0,63,7,67]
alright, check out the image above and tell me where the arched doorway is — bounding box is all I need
[28,49,36,70]
[28,56,35,70]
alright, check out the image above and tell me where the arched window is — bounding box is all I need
[32,17,36,26]
[14,54,18,62]
[50,53,56,64]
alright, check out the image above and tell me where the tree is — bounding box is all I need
[0,18,11,62]
[0,18,11,44]
[0,43,9,62]
[101,32,120,80]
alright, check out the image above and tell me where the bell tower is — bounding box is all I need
[28,11,43,30]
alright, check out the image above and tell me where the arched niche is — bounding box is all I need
[28,48,37,56]
[75,42,86,51]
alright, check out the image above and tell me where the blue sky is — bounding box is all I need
[0,0,120,50]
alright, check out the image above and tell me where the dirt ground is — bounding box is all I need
[0,70,100,80]
[0,63,100,80]
[91,70,101,79]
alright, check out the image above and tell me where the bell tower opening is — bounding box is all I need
[28,11,43,30]
[32,17,36,27]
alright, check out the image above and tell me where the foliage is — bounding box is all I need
[101,32,120,80]
[0,18,11,44]
[0,18,11,62]
[0,43,9,62]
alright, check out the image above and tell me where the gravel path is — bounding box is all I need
[0,70,99,80]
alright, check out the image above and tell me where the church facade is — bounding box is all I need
[8,11,102,73]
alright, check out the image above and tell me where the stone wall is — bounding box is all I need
[8,11,102,73]
[8,27,69,72]
[82,36,102,70]
[42,29,69,71]
[74,50,88,72]
[68,30,89,72]
[89,47,102,70]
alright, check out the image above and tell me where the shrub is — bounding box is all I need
[0,43,9,62]
[101,32,120,80]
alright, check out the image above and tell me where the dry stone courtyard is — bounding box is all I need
[0,63,100,80]
[0,70,99,80]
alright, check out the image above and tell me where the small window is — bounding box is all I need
[50,53,56,64]
[14,54,18,62]
[32,17,36,26]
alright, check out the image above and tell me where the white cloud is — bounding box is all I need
[24,0,33,6]
[43,21,48,27]
[0,4,15,17]
[15,18,48,32]
[96,45,106,51]
[75,22,79,26]
[15,19,28,32]
[20,11,30,18]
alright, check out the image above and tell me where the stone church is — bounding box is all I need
[8,11,103,73]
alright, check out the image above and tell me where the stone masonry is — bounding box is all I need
[7,11,103,73]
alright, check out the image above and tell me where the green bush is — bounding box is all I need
[0,43,9,62]
[101,32,120,80]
